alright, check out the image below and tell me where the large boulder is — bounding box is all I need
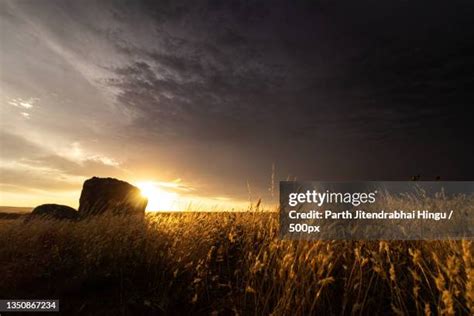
[28,204,78,221]
[78,177,147,217]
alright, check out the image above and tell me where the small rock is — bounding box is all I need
[28,204,78,221]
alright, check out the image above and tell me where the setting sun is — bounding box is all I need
[135,181,178,212]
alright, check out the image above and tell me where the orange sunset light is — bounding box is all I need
[135,181,179,212]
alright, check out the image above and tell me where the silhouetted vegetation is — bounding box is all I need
[0,205,472,315]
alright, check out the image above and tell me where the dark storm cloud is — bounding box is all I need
[109,1,474,145]
[108,2,328,143]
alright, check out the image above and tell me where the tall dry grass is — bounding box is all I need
[0,209,472,315]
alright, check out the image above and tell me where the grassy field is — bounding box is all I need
[0,211,472,315]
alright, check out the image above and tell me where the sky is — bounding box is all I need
[1,0,474,210]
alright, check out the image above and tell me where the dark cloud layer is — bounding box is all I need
[110,1,474,180]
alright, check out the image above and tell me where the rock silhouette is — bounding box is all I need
[29,204,78,220]
[78,177,147,217]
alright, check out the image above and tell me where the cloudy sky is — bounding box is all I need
[1,0,474,209]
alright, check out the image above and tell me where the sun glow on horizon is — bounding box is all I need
[135,181,179,212]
